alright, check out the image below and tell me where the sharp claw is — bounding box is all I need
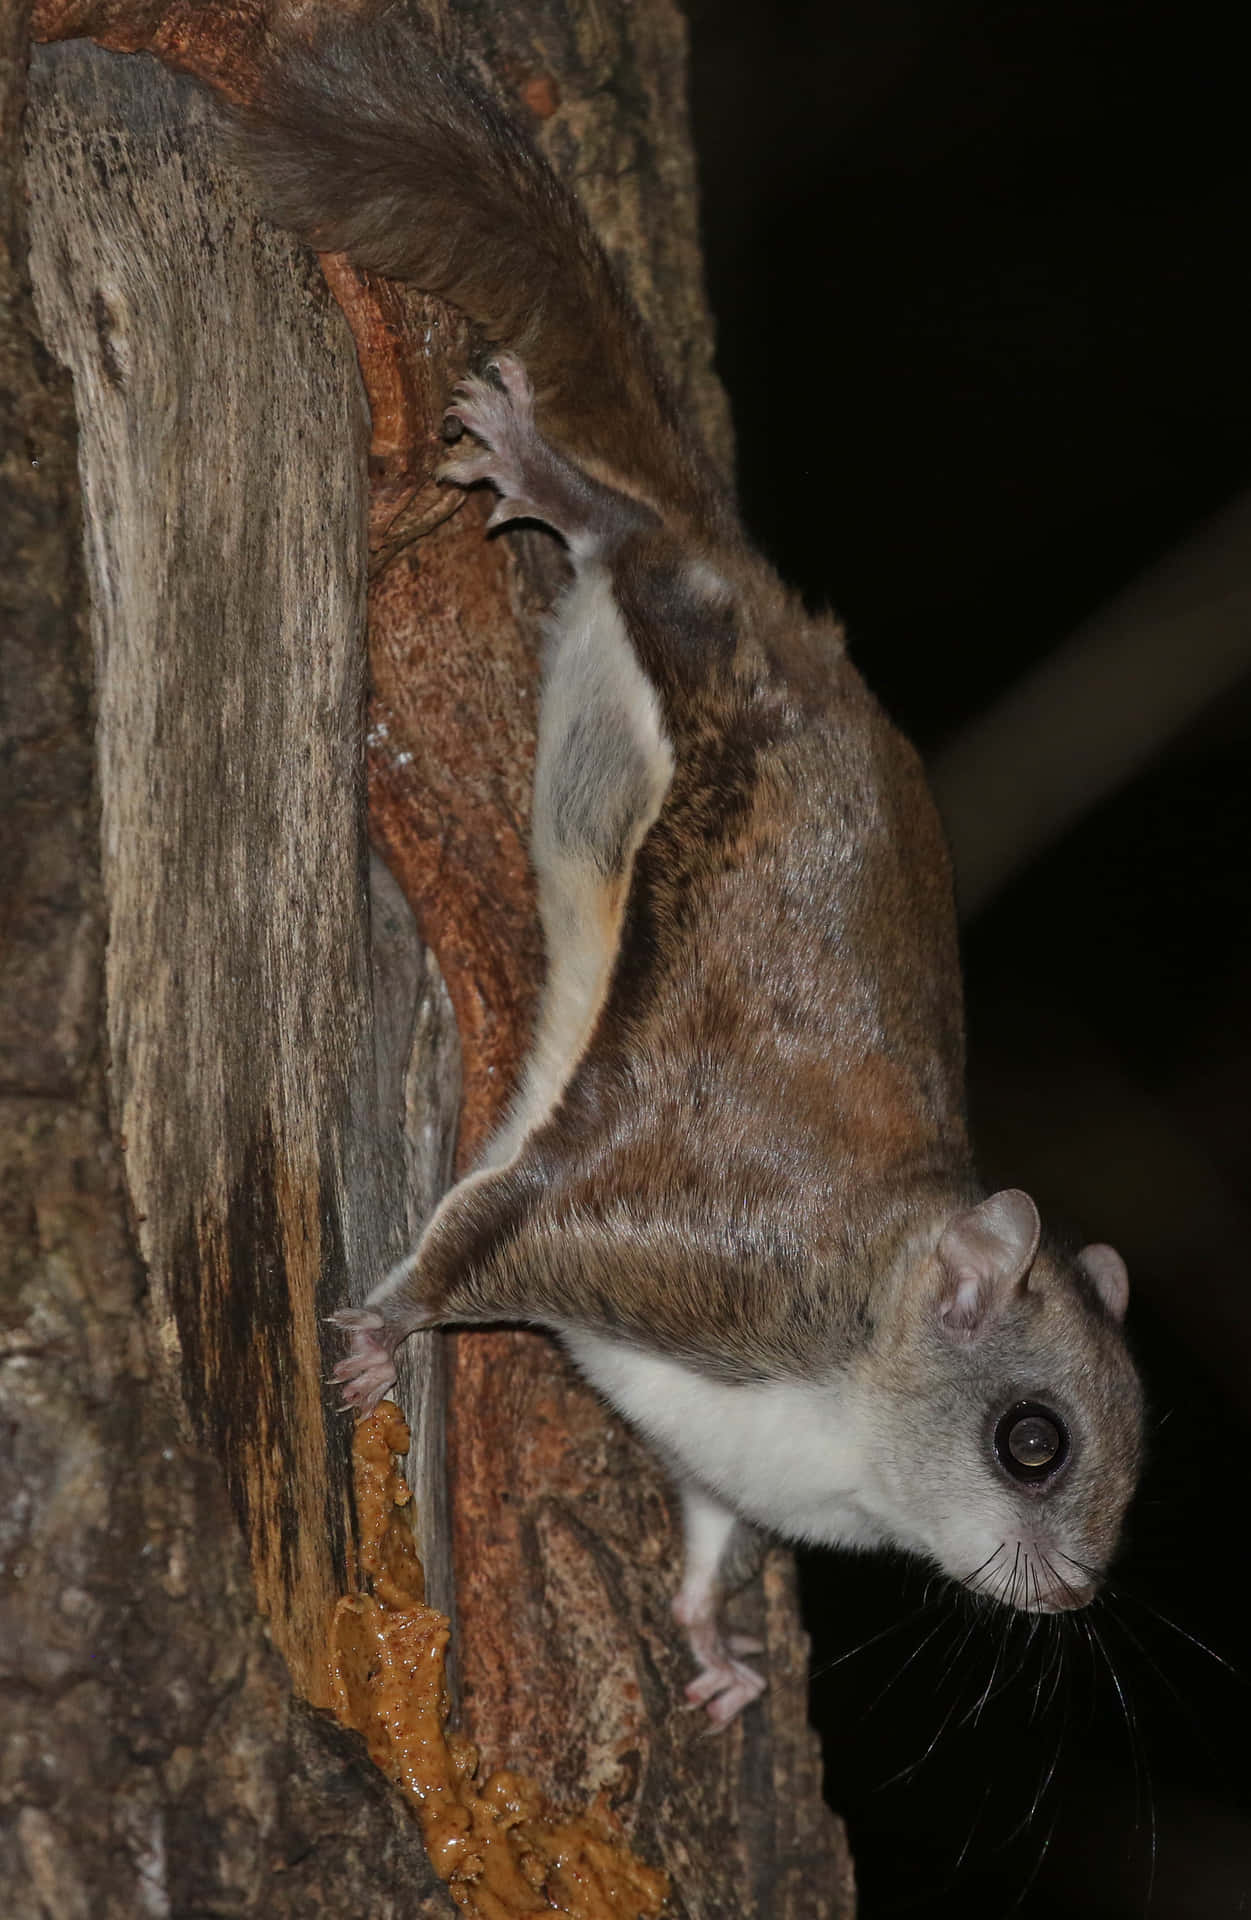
[490,353,533,402]
[330,1357,373,1383]
[335,1371,395,1411]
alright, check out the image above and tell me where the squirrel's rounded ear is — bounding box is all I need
[1077,1242,1130,1323]
[935,1190,1040,1337]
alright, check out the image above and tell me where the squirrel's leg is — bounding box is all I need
[672,1480,768,1726]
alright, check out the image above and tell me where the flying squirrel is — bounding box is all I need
[228,11,1144,1725]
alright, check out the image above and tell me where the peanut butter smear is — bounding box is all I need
[326,1403,669,1918]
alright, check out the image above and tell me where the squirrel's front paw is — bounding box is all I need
[327,1308,400,1412]
[438,353,541,526]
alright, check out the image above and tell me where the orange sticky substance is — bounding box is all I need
[326,1404,669,1919]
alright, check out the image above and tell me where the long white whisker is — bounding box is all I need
[961,1541,1007,1597]
[1031,1615,1067,1726]
[876,1676,969,1789]
[1088,1610,1157,1910]
[1105,1583,1240,1679]
[966,1600,1018,1727]
[808,1599,931,1684]
[857,1605,962,1719]
[952,1779,993,1875]
[1004,1803,1063,1914]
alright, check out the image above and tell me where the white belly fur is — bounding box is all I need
[485,565,674,1168]
[562,1327,891,1552]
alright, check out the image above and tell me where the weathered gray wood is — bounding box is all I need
[22,35,454,1685]
[3,17,452,1917]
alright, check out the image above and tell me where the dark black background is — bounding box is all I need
[684,2,1251,1913]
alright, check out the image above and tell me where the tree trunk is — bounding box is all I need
[4,3,855,1913]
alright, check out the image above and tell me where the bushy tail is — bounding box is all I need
[227,12,729,532]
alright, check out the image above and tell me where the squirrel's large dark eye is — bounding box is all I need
[993,1401,1069,1483]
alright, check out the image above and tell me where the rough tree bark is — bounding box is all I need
[3,2,855,1913]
